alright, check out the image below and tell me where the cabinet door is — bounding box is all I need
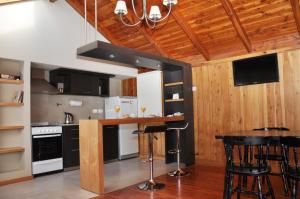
[103,125,119,162]
[63,125,80,168]
[70,73,99,96]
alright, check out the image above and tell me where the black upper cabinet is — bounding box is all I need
[50,68,113,97]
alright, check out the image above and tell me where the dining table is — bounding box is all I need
[215,130,300,199]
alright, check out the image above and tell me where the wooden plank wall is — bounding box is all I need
[192,49,300,166]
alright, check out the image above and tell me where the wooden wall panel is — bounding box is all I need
[192,49,300,166]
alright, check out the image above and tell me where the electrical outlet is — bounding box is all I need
[92,109,98,114]
[192,86,197,92]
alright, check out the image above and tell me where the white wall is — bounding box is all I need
[0,0,137,77]
[0,0,136,181]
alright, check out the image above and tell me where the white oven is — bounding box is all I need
[32,126,63,176]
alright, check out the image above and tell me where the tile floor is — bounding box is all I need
[0,158,177,199]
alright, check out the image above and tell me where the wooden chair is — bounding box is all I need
[253,127,290,195]
[281,136,300,199]
[223,136,275,199]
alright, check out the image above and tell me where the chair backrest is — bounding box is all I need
[223,136,270,168]
[253,127,290,151]
[281,136,300,173]
[144,124,168,134]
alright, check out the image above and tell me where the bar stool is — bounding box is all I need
[133,124,168,190]
[167,121,189,177]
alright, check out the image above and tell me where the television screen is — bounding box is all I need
[233,53,279,86]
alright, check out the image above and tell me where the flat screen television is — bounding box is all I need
[233,53,279,86]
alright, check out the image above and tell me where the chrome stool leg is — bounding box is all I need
[168,129,189,177]
[138,133,165,190]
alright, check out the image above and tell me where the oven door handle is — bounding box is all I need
[33,134,61,138]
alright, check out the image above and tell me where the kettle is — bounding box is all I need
[64,112,74,124]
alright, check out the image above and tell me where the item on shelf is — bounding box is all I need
[13,90,24,103]
[172,93,179,100]
[174,112,184,116]
[0,74,21,80]
[167,114,174,117]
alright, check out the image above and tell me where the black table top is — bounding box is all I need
[215,130,300,140]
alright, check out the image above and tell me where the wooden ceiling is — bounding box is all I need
[66,0,300,65]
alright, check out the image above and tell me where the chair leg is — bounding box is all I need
[266,175,275,199]
[280,161,289,196]
[237,175,242,199]
[251,176,257,192]
[223,168,230,199]
[257,176,264,199]
[292,179,298,199]
[227,173,234,199]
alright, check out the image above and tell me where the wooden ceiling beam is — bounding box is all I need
[290,0,300,35]
[171,11,210,61]
[220,0,252,52]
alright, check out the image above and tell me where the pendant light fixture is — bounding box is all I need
[114,0,177,29]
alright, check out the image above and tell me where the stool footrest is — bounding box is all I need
[168,149,180,154]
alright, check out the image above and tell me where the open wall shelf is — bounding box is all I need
[0,79,24,84]
[0,147,25,154]
[165,99,184,102]
[0,125,24,131]
[0,102,24,107]
[164,81,183,87]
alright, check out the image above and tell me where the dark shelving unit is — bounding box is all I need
[163,67,195,166]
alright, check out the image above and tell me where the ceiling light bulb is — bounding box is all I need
[114,0,128,15]
[163,0,177,6]
[149,6,162,21]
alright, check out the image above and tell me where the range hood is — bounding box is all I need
[31,68,59,95]
[77,41,189,71]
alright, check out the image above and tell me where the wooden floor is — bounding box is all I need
[92,164,297,199]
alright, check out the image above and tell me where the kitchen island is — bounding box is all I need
[79,116,184,194]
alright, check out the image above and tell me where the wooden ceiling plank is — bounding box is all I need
[290,0,300,35]
[171,11,210,61]
[220,0,252,52]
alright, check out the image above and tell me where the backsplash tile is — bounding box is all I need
[31,94,105,123]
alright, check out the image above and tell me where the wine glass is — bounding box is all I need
[115,105,121,118]
[141,106,146,117]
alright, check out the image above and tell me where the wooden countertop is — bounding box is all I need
[96,116,184,125]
